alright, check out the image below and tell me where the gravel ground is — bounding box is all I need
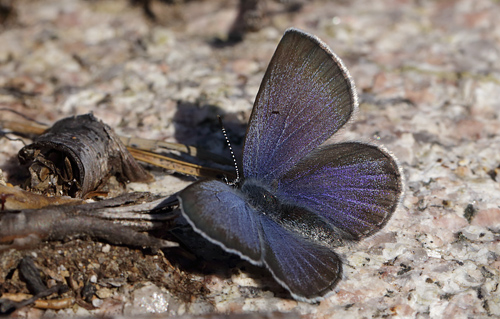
[0,0,499,318]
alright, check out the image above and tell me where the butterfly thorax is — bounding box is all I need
[241,179,346,248]
[241,181,280,215]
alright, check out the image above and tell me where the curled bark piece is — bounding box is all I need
[18,113,152,198]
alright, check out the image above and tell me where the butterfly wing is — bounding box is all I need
[277,142,403,242]
[260,212,342,302]
[243,28,357,183]
[178,180,263,264]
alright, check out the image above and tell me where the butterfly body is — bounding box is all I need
[240,180,280,216]
[178,28,403,302]
[241,179,343,248]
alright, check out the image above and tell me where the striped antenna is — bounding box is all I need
[218,115,240,184]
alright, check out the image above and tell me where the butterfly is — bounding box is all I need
[177,28,403,303]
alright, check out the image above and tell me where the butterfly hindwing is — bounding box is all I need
[277,142,402,241]
[259,211,342,302]
[242,28,357,183]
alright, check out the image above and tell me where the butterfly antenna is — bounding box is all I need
[218,115,240,184]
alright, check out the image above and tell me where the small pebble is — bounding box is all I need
[92,298,104,308]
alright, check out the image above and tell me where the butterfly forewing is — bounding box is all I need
[277,142,403,241]
[242,28,357,183]
[178,180,263,263]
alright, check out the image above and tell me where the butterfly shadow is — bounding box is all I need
[171,100,247,178]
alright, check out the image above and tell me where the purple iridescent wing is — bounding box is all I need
[277,142,403,241]
[242,28,357,183]
[178,180,262,264]
[259,212,342,302]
